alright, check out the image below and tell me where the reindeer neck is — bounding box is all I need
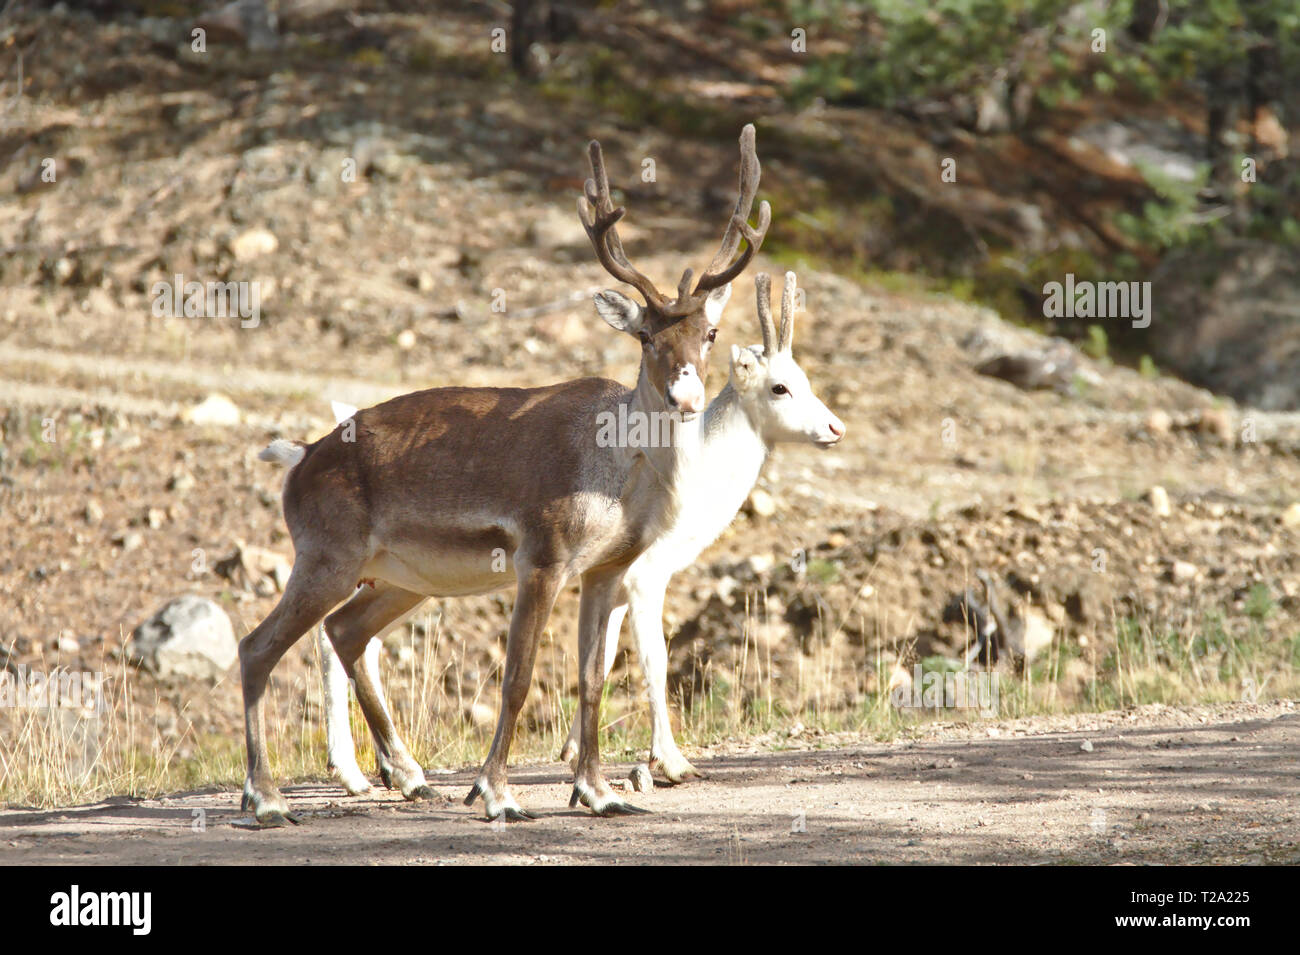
[623,362,698,486]
[628,379,769,576]
[694,381,770,502]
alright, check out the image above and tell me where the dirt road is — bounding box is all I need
[2,702,1294,865]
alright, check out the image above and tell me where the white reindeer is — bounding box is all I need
[318,271,845,792]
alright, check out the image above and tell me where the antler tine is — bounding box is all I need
[579,140,667,310]
[754,272,777,356]
[705,125,760,272]
[695,124,771,294]
[676,268,694,302]
[778,271,796,352]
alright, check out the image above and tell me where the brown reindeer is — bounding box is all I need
[241,126,770,824]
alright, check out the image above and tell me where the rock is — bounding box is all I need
[83,500,104,524]
[112,530,143,552]
[228,228,279,262]
[129,595,238,681]
[145,507,165,529]
[1280,503,1300,529]
[184,393,242,427]
[168,470,196,493]
[1144,409,1172,436]
[369,152,414,180]
[1169,559,1198,584]
[1080,739,1094,752]
[396,329,417,351]
[1148,240,1300,411]
[214,543,291,594]
[746,488,777,518]
[1147,485,1171,518]
[1008,504,1043,523]
[196,0,280,52]
[1018,608,1055,662]
[1195,407,1235,444]
[55,635,80,654]
[975,340,1080,393]
[137,16,181,46]
[629,763,653,794]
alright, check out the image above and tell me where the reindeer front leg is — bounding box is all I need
[465,561,566,821]
[560,599,627,768]
[571,569,649,816]
[625,575,703,784]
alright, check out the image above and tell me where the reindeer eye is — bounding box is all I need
[771,384,789,396]
[707,328,717,343]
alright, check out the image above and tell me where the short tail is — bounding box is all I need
[258,439,306,468]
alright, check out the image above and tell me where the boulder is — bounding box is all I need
[184,393,242,427]
[1148,240,1300,410]
[129,596,238,681]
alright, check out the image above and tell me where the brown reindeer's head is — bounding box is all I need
[579,125,770,417]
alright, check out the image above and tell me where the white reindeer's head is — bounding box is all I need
[729,272,844,448]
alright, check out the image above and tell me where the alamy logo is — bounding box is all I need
[891,665,999,715]
[49,885,151,935]
[151,273,261,327]
[595,406,686,448]
[1042,273,1151,329]
[0,666,105,714]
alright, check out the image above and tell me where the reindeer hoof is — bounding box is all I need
[405,784,439,802]
[258,810,302,828]
[571,782,650,817]
[653,756,706,785]
[471,780,533,821]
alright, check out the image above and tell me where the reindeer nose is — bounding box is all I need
[667,364,705,414]
[829,419,845,438]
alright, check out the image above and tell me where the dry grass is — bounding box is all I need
[1,594,1296,809]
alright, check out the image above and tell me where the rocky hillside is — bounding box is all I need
[1,2,1297,794]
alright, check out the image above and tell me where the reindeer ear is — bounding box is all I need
[730,344,759,385]
[704,283,731,326]
[593,289,644,335]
